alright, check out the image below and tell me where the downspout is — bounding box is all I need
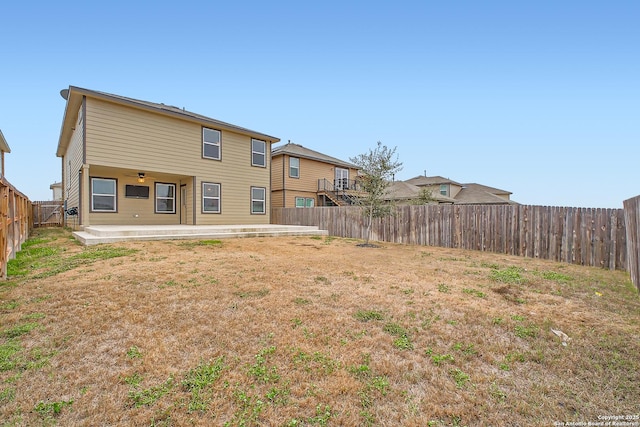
[82,96,87,164]
[61,156,65,227]
[60,157,64,202]
[79,96,87,227]
[282,154,286,208]
[268,142,272,222]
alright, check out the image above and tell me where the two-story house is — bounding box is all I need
[404,175,466,199]
[49,182,62,201]
[56,86,280,229]
[404,175,516,205]
[271,143,360,208]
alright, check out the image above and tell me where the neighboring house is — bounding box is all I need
[271,142,360,208]
[384,180,456,204]
[405,175,465,199]
[0,129,10,180]
[56,86,280,228]
[50,182,62,201]
[453,183,517,205]
[404,175,517,205]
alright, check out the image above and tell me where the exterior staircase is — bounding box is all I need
[317,179,361,206]
[318,189,345,206]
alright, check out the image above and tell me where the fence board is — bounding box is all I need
[0,178,32,279]
[273,204,630,271]
[32,201,63,227]
[623,196,640,292]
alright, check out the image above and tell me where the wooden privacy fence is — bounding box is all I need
[0,178,31,279]
[32,200,64,227]
[272,204,628,271]
[623,195,640,292]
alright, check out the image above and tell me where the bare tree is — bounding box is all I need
[350,142,403,245]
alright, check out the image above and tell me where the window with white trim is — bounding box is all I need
[251,187,266,214]
[203,127,221,160]
[252,139,266,167]
[289,157,300,178]
[91,178,117,212]
[202,182,221,213]
[155,183,176,213]
[295,197,315,208]
[440,184,448,196]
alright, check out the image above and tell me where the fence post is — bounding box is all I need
[0,178,32,280]
[623,196,640,293]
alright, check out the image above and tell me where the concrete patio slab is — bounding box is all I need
[72,224,328,245]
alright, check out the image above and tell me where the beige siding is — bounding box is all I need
[291,158,358,193]
[85,99,202,173]
[195,130,270,224]
[284,156,332,194]
[272,190,318,210]
[63,104,84,227]
[84,98,271,225]
[430,184,451,198]
[285,191,318,208]
[271,190,284,211]
[87,167,189,225]
[271,155,285,191]
[449,184,463,198]
[271,154,359,208]
[429,183,463,198]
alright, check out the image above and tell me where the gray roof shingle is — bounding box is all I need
[272,143,358,169]
[405,175,463,186]
[454,184,518,205]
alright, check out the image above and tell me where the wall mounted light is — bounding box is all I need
[137,172,145,183]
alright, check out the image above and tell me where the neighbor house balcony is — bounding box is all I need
[317,178,365,206]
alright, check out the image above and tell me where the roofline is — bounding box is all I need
[406,175,463,186]
[462,183,512,195]
[454,200,519,205]
[272,144,359,169]
[0,129,10,153]
[275,152,359,169]
[56,86,280,157]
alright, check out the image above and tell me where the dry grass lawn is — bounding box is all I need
[0,228,639,426]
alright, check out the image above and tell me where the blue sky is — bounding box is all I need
[1,0,638,208]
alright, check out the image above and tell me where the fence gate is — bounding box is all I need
[32,201,63,227]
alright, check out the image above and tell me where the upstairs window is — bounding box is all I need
[91,178,117,212]
[440,184,448,196]
[252,139,266,167]
[203,127,221,160]
[289,157,300,178]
